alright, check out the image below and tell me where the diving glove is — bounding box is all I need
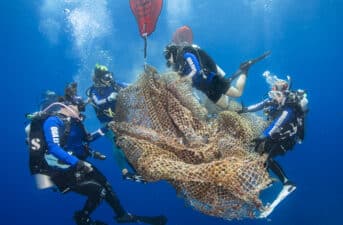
[91,151,106,160]
[76,160,93,174]
[107,92,117,101]
[122,172,146,183]
[236,107,248,114]
[252,135,268,154]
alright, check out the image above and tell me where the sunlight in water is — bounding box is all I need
[39,0,116,93]
[66,0,112,49]
[242,0,274,13]
[39,0,64,44]
[166,0,192,27]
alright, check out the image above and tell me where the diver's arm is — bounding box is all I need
[183,52,201,79]
[263,108,294,138]
[43,116,79,166]
[91,94,108,106]
[246,99,272,112]
[87,126,109,142]
[116,81,129,89]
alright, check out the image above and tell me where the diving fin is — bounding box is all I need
[134,215,167,225]
[259,183,296,218]
[226,50,272,81]
[91,221,107,225]
[116,213,167,225]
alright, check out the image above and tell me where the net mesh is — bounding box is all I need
[109,65,271,220]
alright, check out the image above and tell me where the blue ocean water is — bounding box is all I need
[1,0,342,224]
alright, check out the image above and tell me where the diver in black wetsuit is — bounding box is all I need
[163,43,270,104]
[238,73,308,193]
[26,83,167,225]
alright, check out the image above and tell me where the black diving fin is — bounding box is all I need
[116,213,167,225]
[135,215,167,225]
[92,221,108,225]
[226,50,272,81]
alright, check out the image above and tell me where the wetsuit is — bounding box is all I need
[88,82,127,123]
[87,81,135,176]
[177,50,230,103]
[43,115,127,219]
[245,97,301,184]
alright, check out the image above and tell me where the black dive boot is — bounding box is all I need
[116,213,167,225]
[74,211,108,225]
[240,50,271,73]
[225,50,272,81]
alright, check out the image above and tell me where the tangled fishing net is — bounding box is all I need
[108,65,271,220]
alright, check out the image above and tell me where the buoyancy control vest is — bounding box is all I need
[284,89,309,142]
[86,82,124,121]
[176,45,218,76]
[282,90,308,122]
[26,112,71,175]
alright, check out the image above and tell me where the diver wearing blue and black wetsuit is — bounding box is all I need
[239,77,307,193]
[41,91,135,225]
[43,114,106,167]
[87,79,127,123]
[164,44,270,104]
[244,97,299,145]
[86,64,143,182]
[40,81,167,225]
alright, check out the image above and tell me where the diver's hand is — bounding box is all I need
[107,92,117,101]
[123,172,146,183]
[76,160,93,174]
[91,151,107,160]
[252,134,268,145]
[236,107,248,114]
[252,135,268,154]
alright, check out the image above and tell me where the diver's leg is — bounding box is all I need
[225,73,247,98]
[268,158,288,184]
[72,180,107,225]
[98,174,167,225]
[226,50,271,80]
[102,181,127,217]
[107,130,130,175]
[84,167,127,217]
[113,147,130,175]
[224,51,271,98]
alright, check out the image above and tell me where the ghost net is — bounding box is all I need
[109,65,271,220]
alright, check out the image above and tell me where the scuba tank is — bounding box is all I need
[297,89,308,113]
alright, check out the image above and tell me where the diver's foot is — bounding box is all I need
[74,211,107,225]
[283,181,296,193]
[258,181,296,219]
[240,50,272,74]
[239,60,253,73]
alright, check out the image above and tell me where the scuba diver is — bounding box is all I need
[163,43,271,106]
[237,71,308,217]
[26,82,167,225]
[86,64,144,182]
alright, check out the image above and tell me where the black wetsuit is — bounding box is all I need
[176,47,230,103]
[51,166,126,217]
[245,96,305,185]
[42,115,127,221]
